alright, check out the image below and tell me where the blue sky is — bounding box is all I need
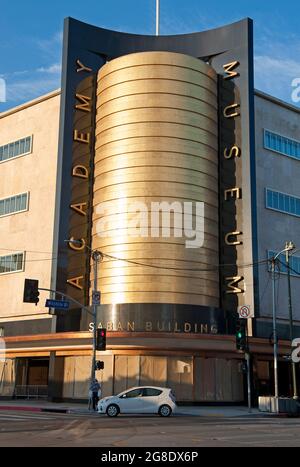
[1,0,300,111]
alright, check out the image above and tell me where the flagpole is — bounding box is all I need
[156,0,160,36]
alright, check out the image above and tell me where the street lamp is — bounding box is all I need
[285,242,298,400]
[271,243,295,412]
[65,239,103,383]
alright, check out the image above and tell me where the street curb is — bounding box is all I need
[0,406,42,412]
[263,412,300,418]
[0,406,69,414]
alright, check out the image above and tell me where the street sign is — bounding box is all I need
[45,299,70,310]
[92,291,101,305]
[238,305,254,319]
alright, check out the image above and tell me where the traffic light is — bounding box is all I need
[95,361,104,370]
[236,319,247,351]
[23,279,40,305]
[239,361,248,374]
[96,328,106,350]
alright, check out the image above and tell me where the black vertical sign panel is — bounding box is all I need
[52,17,258,333]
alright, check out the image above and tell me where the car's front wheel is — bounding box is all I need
[158,404,172,417]
[106,404,119,417]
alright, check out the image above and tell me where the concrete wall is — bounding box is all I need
[0,91,60,333]
[255,92,300,337]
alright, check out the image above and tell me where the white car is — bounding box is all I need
[97,386,176,417]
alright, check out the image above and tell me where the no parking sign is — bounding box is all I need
[238,305,254,319]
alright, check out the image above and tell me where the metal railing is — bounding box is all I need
[14,385,48,399]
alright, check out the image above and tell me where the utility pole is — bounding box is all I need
[91,250,103,382]
[271,243,295,412]
[156,0,160,36]
[271,256,279,411]
[65,240,103,393]
[285,241,298,399]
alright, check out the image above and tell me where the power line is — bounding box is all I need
[0,247,56,255]
[0,246,269,271]
[277,258,300,277]
[102,252,269,272]
[1,253,269,273]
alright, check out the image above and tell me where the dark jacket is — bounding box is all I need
[90,381,101,393]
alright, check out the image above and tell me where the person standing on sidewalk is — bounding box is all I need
[89,378,101,411]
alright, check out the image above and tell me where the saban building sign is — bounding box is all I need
[53,17,257,335]
[87,304,224,334]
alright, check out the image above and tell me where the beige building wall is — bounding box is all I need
[0,90,60,327]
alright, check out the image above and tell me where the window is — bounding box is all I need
[264,130,300,160]
[142,388,162,397]
[0,328,4,337]
[0,136,32,163]
[0,252,24,275]
[123,389,143,398]
[266,189,300,217]
[267,250,300,277]
[0,193,29,217]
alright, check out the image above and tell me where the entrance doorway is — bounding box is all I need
[15,358,49,399]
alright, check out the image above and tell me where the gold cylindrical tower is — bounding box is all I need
[93,51,219,307]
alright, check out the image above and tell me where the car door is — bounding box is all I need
[118,388,143,413]
[140,388,162,413]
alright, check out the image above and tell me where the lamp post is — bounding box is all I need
[271,244,295,412]
[285,241,298,400]
[66,240,103,384]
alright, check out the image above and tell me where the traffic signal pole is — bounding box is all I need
[91,251,103,382]
[236,318,252,412]
[245,325,252,413]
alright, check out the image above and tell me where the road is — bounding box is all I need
[0,410,300,447]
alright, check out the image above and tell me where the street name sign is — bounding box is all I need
[45,299,70,310]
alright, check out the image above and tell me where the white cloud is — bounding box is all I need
[37,63,61,74]
[6,77,60,102]
[254,27,300,104]
[36,31,63,60]
[254,55,300,103]
[1,31,62,109]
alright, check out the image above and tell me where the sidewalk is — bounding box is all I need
[0,399,261,417]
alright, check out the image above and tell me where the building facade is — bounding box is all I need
[255,91,300,335]
[0,91,60,395]
[0,18,299,403]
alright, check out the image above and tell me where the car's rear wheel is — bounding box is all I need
[106,404,119,417]
[158,404,172,417]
